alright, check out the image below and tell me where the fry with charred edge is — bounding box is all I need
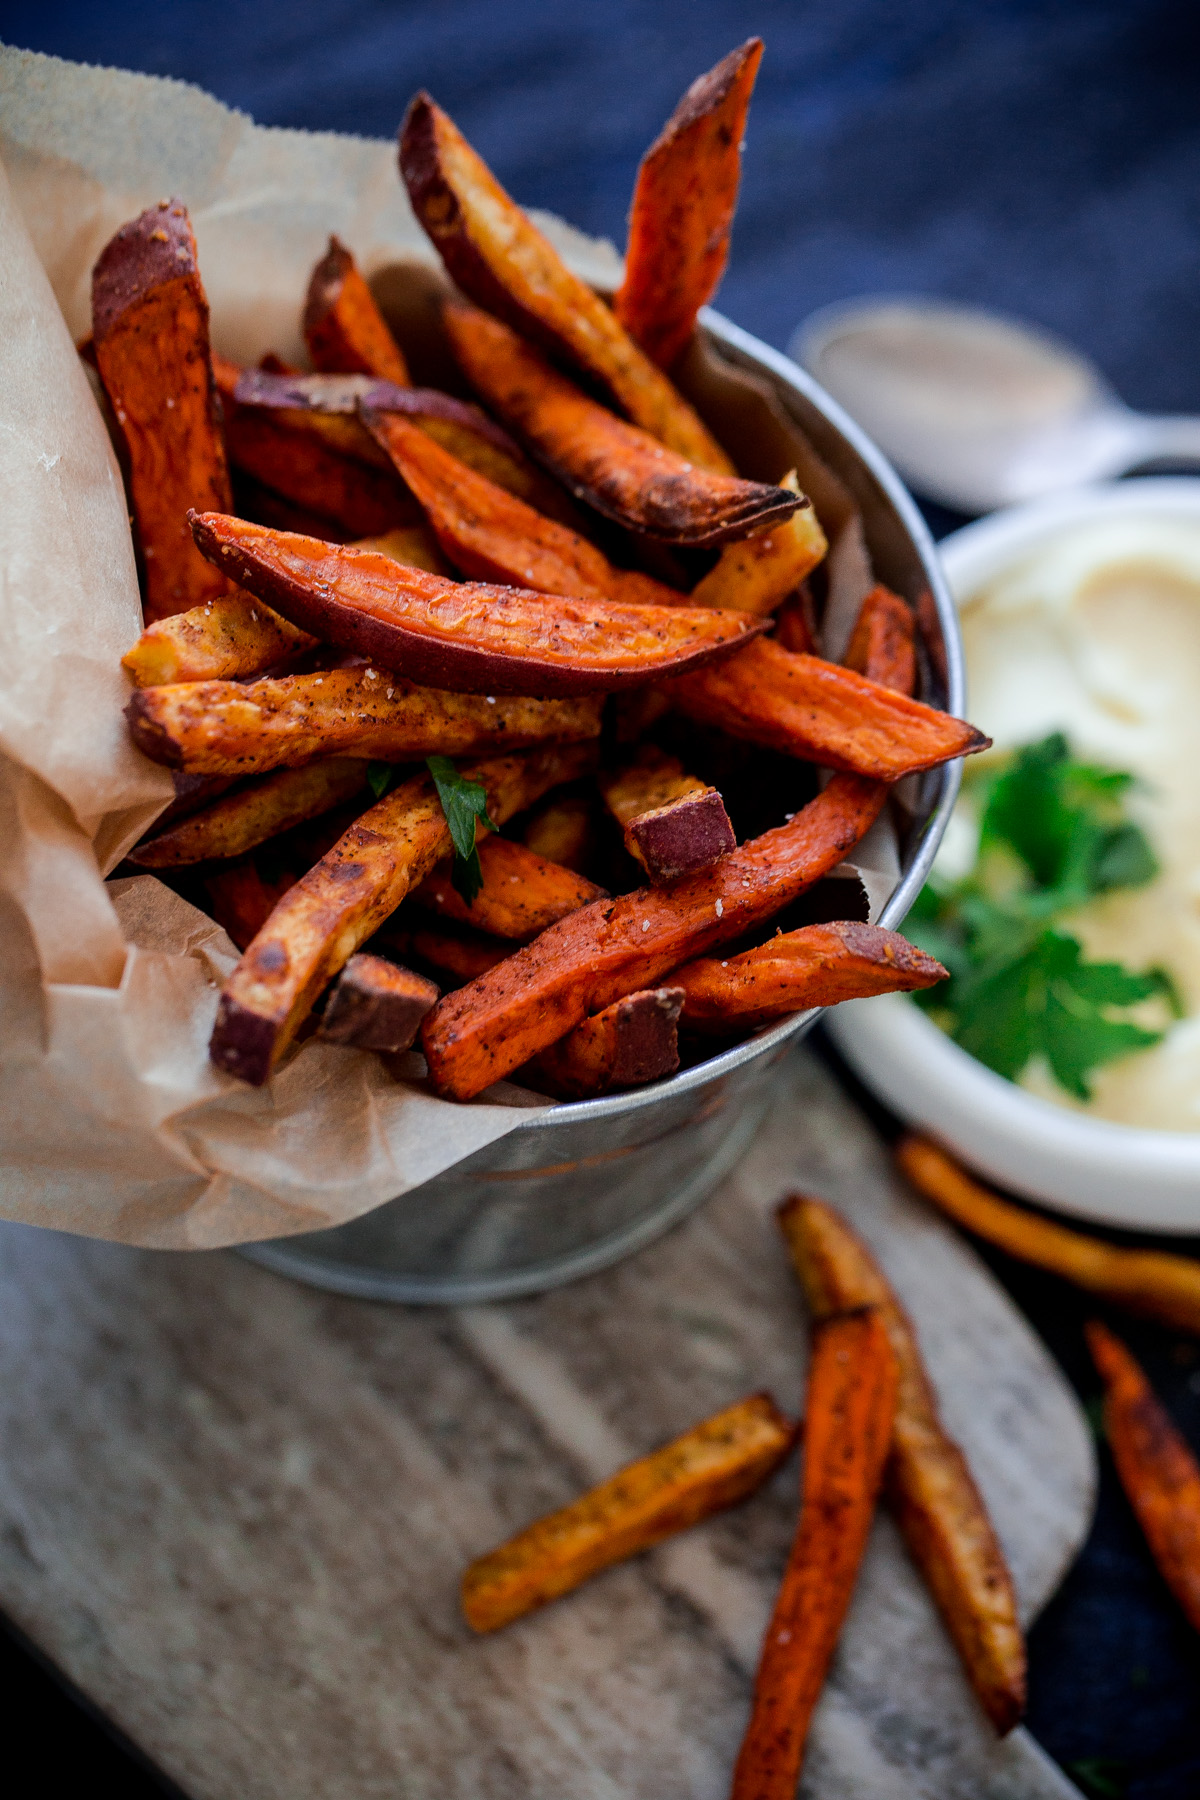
[600,745,735,883]
[92,199,232,621]
[777,1195,1026,1734]
[399,92,733,473]
[615,42,763,371]
[127,669,602,778]
[897,1136,1200,1337]
[128,759,370,868]
[189,512,765,696]
[303,237,411,385]
[461,1393,794,1633]
[671,636,989,780]
[377,921,511,984]
[361,407,682,606]
[121,526,448,688]
[534,987,684,1098]
[413,834,605,938]
[688,472,827,615]
[318,953,438,1053]
[210,741,595,1085]
[674,921,948,1031]
[521,797,595,874]
[206,862,297,952]
[1086,1320,1200,1633]
[731,1308,898,1800]
[421,772,886,1099]
[844,586,917,694]
[443,306,798,549]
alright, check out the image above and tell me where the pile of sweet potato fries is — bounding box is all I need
[99,38,985,1097]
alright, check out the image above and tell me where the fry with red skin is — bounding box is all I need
[671,636,989,780]
[521,797,595,874]
[128,759,370,868]
[730,1309,898,1800]
[534,987,684,1098]
[897,1136,1200,1336]
[205,862,297,952]
[414,834,605,938]
[688,472,826,615]
[378,921,512,985]
[673,921,947,1031]
[844,585,917,695]
[443,306,798,548]
[778,1196,1026,1734]
[361,407,682,606]
[616,41,763,370]
[399,92,733,472]
[318,954,438,1053]
[92,199,232,621]
[461,1393,794,1633]
[210,741,595,1085]
[1086,1320,1200,1633]
[421,772,886,1099]
[128,668,602,778]
[188,512,765,697]
[600,745,735,883]
[303,237,411,384]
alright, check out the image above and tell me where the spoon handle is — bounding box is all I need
[1124,415,1200,470]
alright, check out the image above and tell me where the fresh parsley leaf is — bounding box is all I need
[367,761,399,801]
[426,755,497,905]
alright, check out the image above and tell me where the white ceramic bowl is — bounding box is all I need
[828,478,1200,1233]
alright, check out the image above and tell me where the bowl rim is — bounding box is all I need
[500,305,965,1134]
[828,475,1200,1230]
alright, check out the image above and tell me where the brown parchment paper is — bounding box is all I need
[0,45,892,1251]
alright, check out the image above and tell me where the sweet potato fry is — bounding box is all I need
[421,772,886,1099]
[773,585,818,655]
[534,987,684,1098]
[377,921,512,985]
[461,1392,794,1633]
[443,305,798,548]
[206,861,297,952]
[361,407,682,605]
[318,953,438,1053]
[399,93,732,472]
[670,636,989,780]
[731,1308,897,1799]
[673,921,947,1032]
[897,1136,1200,1336]
[92,199,232,620]
[844,585,917,694]
[615,41,763,370]
[521,796,595,874]
[687,472,826,615]
[778,1196,1026,1734]
[127,668,602,778]
[189,512,764,696]
[1086,1320,1200,1633]
[303,236,411,384]
[127,758,369,868]
[600,745,735,883]
[413,834,604,938]
[210,741,595,1084]
[121,525,448,689]
[221,400,415,538]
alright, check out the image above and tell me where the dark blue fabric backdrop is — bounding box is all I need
[5,4,1200,1796]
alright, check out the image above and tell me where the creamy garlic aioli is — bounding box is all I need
[941,514,1200,1131]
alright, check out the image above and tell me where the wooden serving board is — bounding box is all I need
[0,1047,1092,1798]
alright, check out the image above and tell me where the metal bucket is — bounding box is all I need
[242,312,964,1304]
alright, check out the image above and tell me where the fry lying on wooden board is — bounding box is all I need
[128,668,603,777]
[413,834,605,939]
[672,921,947,1031]
[421,772,887,1100]
[731,1308,897,1799]
[400,92,732,471]
[599,744,736,884]
[778,1196,1026,1733]
[1086,1320,1200,1634]
[128,757,370,867]
[93,199,232,621]
[897,1136,1200,1337]
[461,1393,794,1633]
[188,511,765,696]
[442,304,801,548]
[317,953,438,1054]
[533,987,685,1098]
[615,40,763,371]
[303,236,411,384]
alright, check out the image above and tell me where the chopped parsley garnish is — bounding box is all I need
[425,755,497,905]
[908,733,1180,1100]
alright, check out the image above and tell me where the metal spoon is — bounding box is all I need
[791,296,1200,514]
